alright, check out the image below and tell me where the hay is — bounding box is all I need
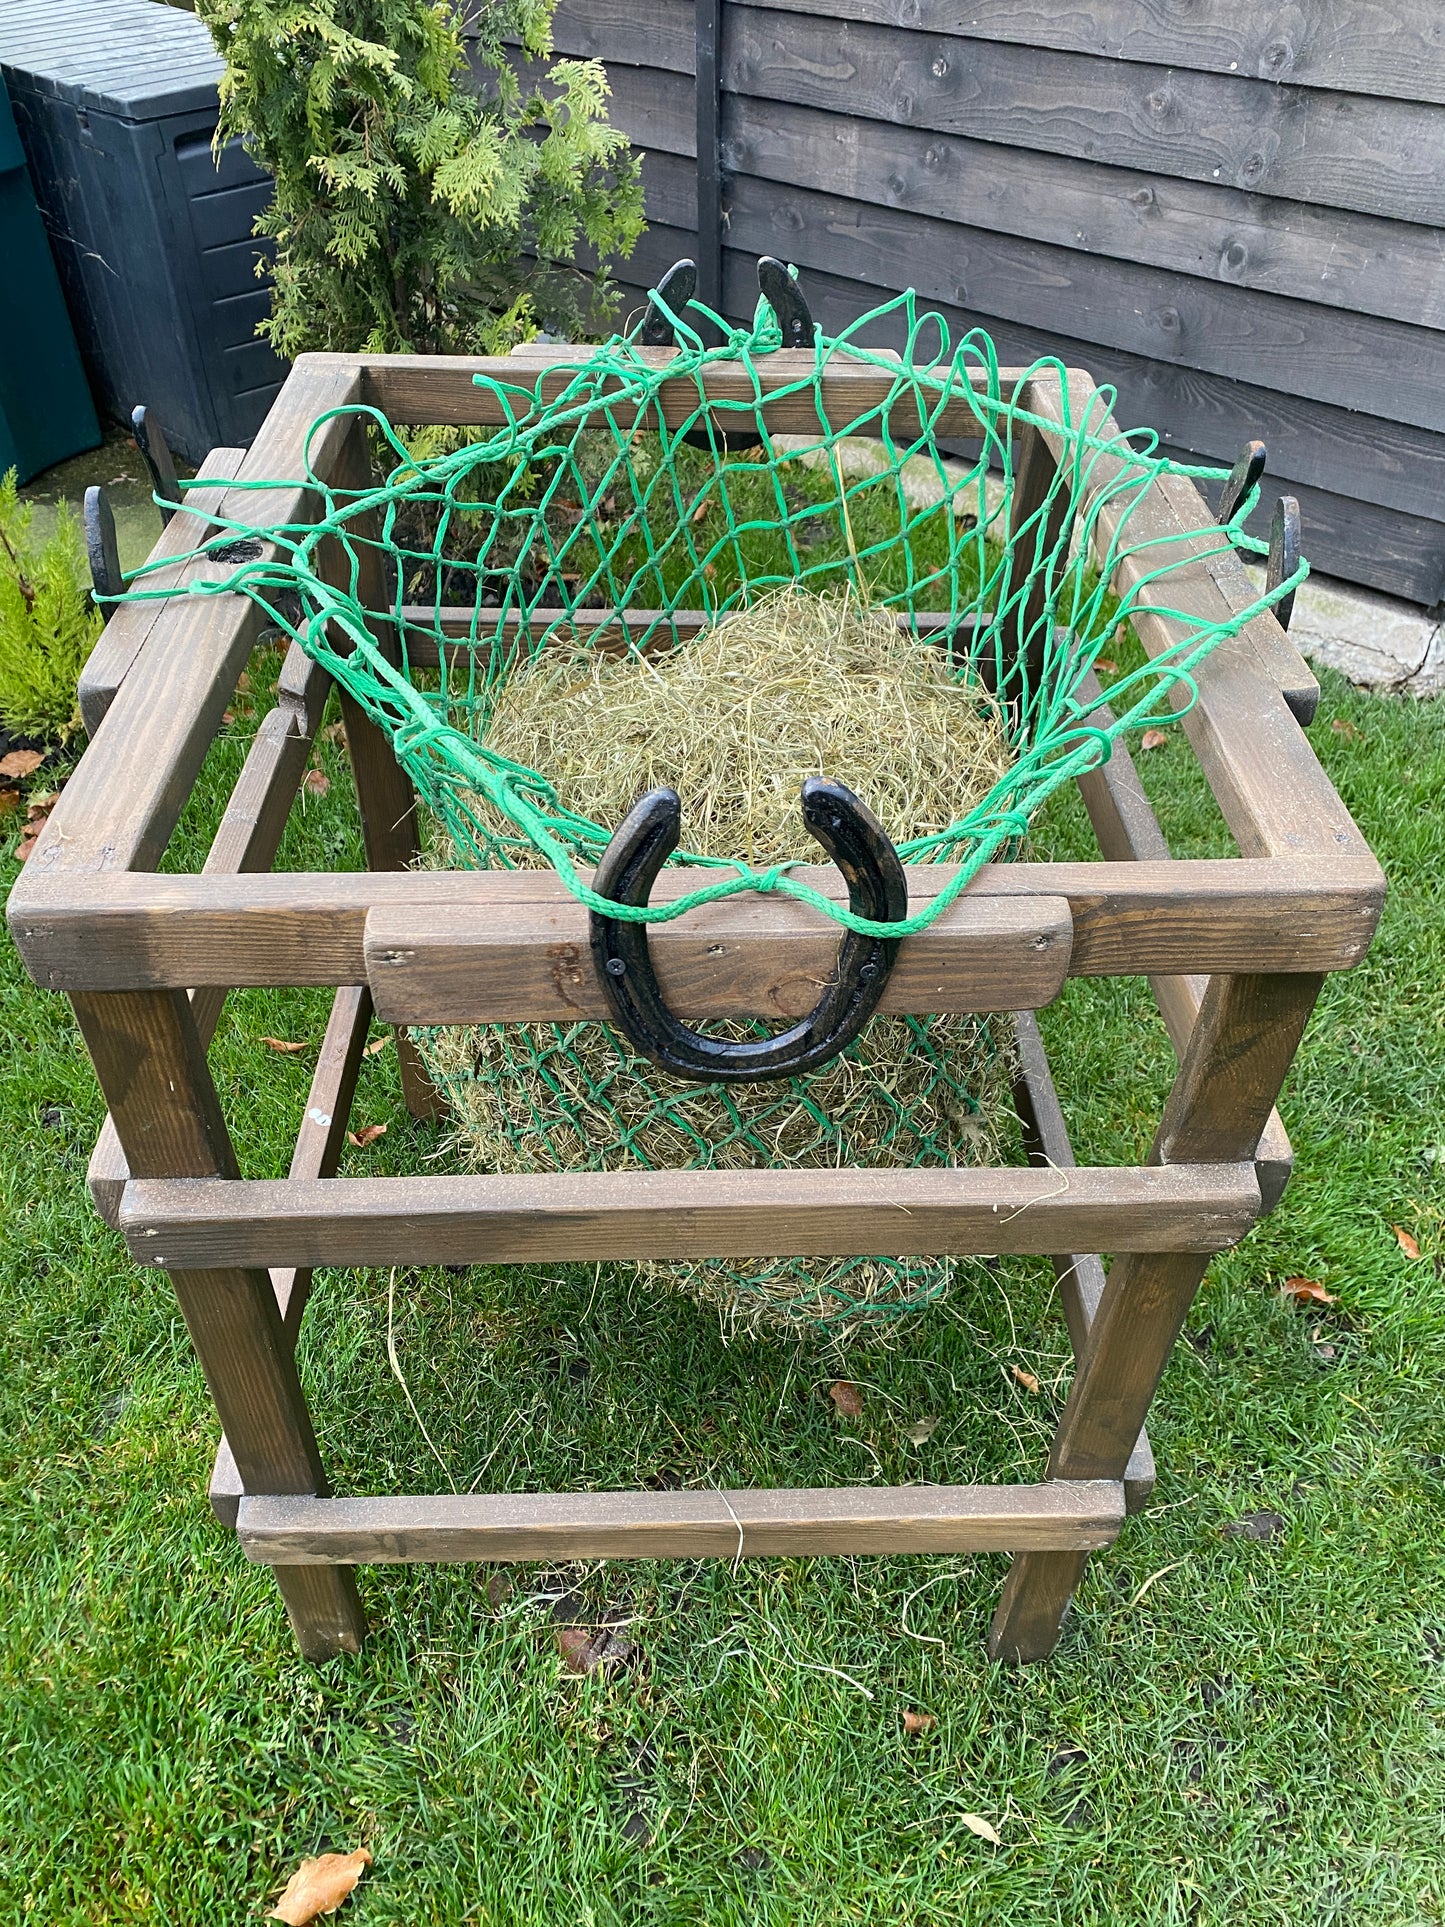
[424,585,1019,1338]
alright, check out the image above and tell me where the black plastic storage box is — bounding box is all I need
[0,0,285,464]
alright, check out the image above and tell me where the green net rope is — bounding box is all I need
[107,286,1304,1334]
[116,284,1301,935]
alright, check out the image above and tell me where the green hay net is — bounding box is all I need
[120,284,1304,1335]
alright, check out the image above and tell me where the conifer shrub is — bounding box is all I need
[196,0,646,356]
[0,471,101,744]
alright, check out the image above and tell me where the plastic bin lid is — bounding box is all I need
[0,0,223,121]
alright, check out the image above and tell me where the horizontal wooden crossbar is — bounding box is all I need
[354,346,1001,439]
[363,893,1073,1022]
[120,1162,1261,1271]
[236,1479,1126,1565]
[11,856,1383,994]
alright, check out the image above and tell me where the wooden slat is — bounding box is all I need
[362,893,1072,1023]
[712,251,1445,603]
[1072,673,1293,1213]
[238,1478,1126,1564]
[721,164,1445,446]
[71,985,366,1658]
[119,1162,1261,1271]
[723,6,1445,227]
[12,854,1383,995]
[728,0,1445,110]
[1025,370,1361,854]
[210,984,374,1528]
[86,648,332,1229]
[16,358,359,881]
[1010,1010,1153,1512]
[357,347,999,439]
[992,970,1323,1661]
[77,447,247,738]
[717,94,1445,336]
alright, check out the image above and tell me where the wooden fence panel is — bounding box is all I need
[543,0,1445,602]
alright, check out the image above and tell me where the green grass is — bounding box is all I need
[2,650,1443,1923]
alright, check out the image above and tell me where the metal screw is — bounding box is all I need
[605,957,627,977]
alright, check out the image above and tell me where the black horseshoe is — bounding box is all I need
[588,778,908,1083]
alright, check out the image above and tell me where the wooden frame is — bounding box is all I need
[7,348,1383,1663]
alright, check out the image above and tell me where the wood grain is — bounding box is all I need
[717,94,1445,335]
[12,855,1383,995]
[362,893,1072,1023]
[238,1478,1126,1564]
[71,986,365,1658]
[119,1162,1262,1271]
[1010,1009,1154,1513]
[727,0,1445,110]
[77,448,247,739]
[724,7,1445,227]
[1071,672,1293,1213]
[720,168,1445,440]
[86,650,333,1229]
[15,359,358,880]
[1024,370,1366,856]
[357,347,997,440]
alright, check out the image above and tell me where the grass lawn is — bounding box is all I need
[1,643,1443,1923]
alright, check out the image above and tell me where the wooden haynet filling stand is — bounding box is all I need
[7,337,1383,1666]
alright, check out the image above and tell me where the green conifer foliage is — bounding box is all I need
[195,0,646,355]
[0,471,101,744]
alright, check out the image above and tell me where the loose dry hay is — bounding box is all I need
[425,585,1020,1338]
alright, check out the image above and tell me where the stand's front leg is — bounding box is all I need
[990,971,1323,1663]
[72,988,366,1660]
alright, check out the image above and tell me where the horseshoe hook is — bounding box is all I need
[588,778,908,1083]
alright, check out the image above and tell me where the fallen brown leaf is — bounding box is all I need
[1279,1276,1338,1307]
[364,1034,391,1056]
[320,720,347,745]
[16,792,57,862]
[1394,1225,1423,1261]
[261,1036,309,1055]
[1011,1364,1041,1395]
[348,1123,387,1148]
[903,1415,940,1444]
[268,1847,371,1923]
[1139,728,1169,751]
[555,1625,637,1674]
[959,1813,1001,1845]
[0,748,44,779]
[1330,717,1362,741]
[1094,657,1118,675]
[829,1380,864,1419]
[221,709,237,726]
[485,1571,513,1607]
[1222,1509,1286,1543]
[902,1709,935,1735]
[303,767,331,796]
[0,788,19,819]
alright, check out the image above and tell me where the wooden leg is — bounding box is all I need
[998,399,1073,712]
[991,972,1323,1663]
[322,422,439,1121]
[989,1551,1090,1665]
[72,988,366,1658]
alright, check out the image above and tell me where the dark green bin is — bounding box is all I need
[0,74,98,483]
